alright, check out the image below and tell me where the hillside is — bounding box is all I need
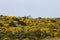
[0,15,60,40]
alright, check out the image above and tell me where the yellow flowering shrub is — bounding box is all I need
[0,15,60,40]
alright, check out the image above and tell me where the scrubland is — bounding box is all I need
[0,15,60,40]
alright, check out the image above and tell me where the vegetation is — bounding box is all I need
[0,15,60,40]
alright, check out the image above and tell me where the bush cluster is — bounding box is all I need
[0,15,60,40]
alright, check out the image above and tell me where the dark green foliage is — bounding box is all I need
[9,21,17,27]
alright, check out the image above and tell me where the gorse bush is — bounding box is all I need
[0,15,60,40]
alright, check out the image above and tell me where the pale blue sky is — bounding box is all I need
[0,0,60,18]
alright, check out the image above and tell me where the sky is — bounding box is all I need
[0,0,60,18]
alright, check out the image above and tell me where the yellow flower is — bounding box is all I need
[3,37,10,40]
[18,27,23,32]
[9,27,16,34]
[15,38,19,40]
[40,28,49,31]
[3,24,9,27]
[54,32,58,37]
[23,38,29,40]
